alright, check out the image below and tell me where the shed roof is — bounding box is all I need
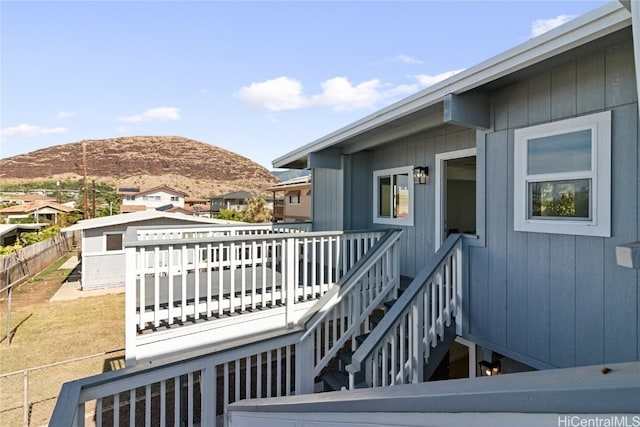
[62,210,234,231]
[0,223,49,237]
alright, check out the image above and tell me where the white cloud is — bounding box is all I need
[414,69,466,88]
[116,107,181,123]
[393,54,422,65]
[56,111,76,119]
[236,69,467,113]
[235,77,306,111]
[1,123,68,139]
[530,15,575,38]
[311,77,383,112]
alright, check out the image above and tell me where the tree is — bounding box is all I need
[214,209,244,221]
[242,196,272,223]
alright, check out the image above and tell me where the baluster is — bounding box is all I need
[251,241,257,310]
[229,242,236,314]
[194,244,200,319]
[181,245,187,322]
[139,248,145,329]
[168,246,174,324]
[276,347,282,396]
[245,356,251,399]
[206,243,212,317]
[218,243,224,316]
[188,372,194,427]
[154,247,160,327]
[160,380,166,427]
[113,393,120,427]
[129,389,135,427]
[319,237,325,294]
[241,241,246,312]
[145,384,151,427]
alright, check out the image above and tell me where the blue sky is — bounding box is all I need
[1,0,609,170]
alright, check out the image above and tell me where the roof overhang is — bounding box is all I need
[273,2,631,169]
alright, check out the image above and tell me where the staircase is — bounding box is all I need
[50,230,465,426]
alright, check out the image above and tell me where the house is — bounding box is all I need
[0,200,80,224]
[0,193,56,205]
[0,223,48,246]
[62,211,239,290]
[209,190,255,213]
[52,2,640,425]
[184,196,211,216]
[119,185,188,212]
[267,175,312,222]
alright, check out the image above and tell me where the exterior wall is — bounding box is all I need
[343,127,476,277]
[80,217,211,290]
[467,37,639,369]
[283,185,311,221]
[122,191,185,209]
[312,168,343,231]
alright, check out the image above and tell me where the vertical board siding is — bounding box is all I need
[577,51,605,114]
[486,131,508,347]
[548,235,576,367]
[506,130,529,355]
[469,38,638,368]
[604,104,638,363]
[313,168,343,231]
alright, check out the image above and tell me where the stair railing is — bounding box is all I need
[346,234,464,389]
[295,229,404,393]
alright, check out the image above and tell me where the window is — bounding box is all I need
[514,111,611,237]
[373,166,414,226]
[105,233,123,251]
[287,191,301,205]
[125,195,135,201]
[170,196,179,201]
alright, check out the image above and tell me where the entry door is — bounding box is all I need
[435,148,477,250]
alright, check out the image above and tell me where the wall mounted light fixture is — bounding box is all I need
[479,360,501,376]
[413,166,428,185]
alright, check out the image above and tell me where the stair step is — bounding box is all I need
[369,309,385,329]
[384,299,397,310]
[337,349,353,366]
[355,333,370,346]
[322,370,349,391]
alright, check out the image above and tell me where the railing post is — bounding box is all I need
[125,246,137,367]
[286,237,296,328]
[23,370,28,427]
[295,336,314,395]
[455,241,463,336]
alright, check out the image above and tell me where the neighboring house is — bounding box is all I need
[0,200,80,224]
[1,194,56,205]
[209,191,253,213]
[0,223,48,246]
[62,211,237,290]
[184,196,210,216]
[273,0,639,373]
[267,175,312,222]
[119,186,188,211]
[52,3,640,424]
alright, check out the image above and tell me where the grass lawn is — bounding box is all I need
[0,254,125,426]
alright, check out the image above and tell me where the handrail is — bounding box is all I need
[298,228,403,338]
[346,233,463,379]
[50,328,305,426]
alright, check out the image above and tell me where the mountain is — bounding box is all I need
[0,136,278,197]
[271,169,310,182]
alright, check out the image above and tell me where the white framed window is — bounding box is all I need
[170,196,179,202]
[373,166,414,226]
[105,232,124,252]
[514,111,611,237]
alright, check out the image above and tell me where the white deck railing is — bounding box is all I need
[124,225,385,364]
[296,229,403,386]
[51,228,404,426]
[50,330,304,427]
[346,234,463,389]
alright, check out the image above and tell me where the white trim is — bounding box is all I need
[435,148,477,250]
[513,111,611,237]
[372,165,414,227]
[273,2,629,168]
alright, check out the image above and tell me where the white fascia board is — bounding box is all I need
[272,2,630,169]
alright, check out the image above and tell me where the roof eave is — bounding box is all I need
[272,2,630,169]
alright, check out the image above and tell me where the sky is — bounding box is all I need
[0,0,610,170]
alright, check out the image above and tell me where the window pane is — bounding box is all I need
[529,179,590,219]
[106,234,123,251]
[379,176,391,217]
[394,174,409,218]
[527,129,592,174]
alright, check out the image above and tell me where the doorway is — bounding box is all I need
[435,148,477,250]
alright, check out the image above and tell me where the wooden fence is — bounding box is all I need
[0,232,77,288]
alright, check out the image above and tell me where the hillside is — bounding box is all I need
[0,136,278,197]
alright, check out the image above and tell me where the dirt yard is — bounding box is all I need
[0,255,125,426]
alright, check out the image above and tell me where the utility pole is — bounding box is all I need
[82,142,88,219]
[92,179,96,219]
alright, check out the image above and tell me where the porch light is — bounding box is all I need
[413,166,428,185]
[479,360,501,376]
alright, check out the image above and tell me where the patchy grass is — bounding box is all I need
[0,254,125,426]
